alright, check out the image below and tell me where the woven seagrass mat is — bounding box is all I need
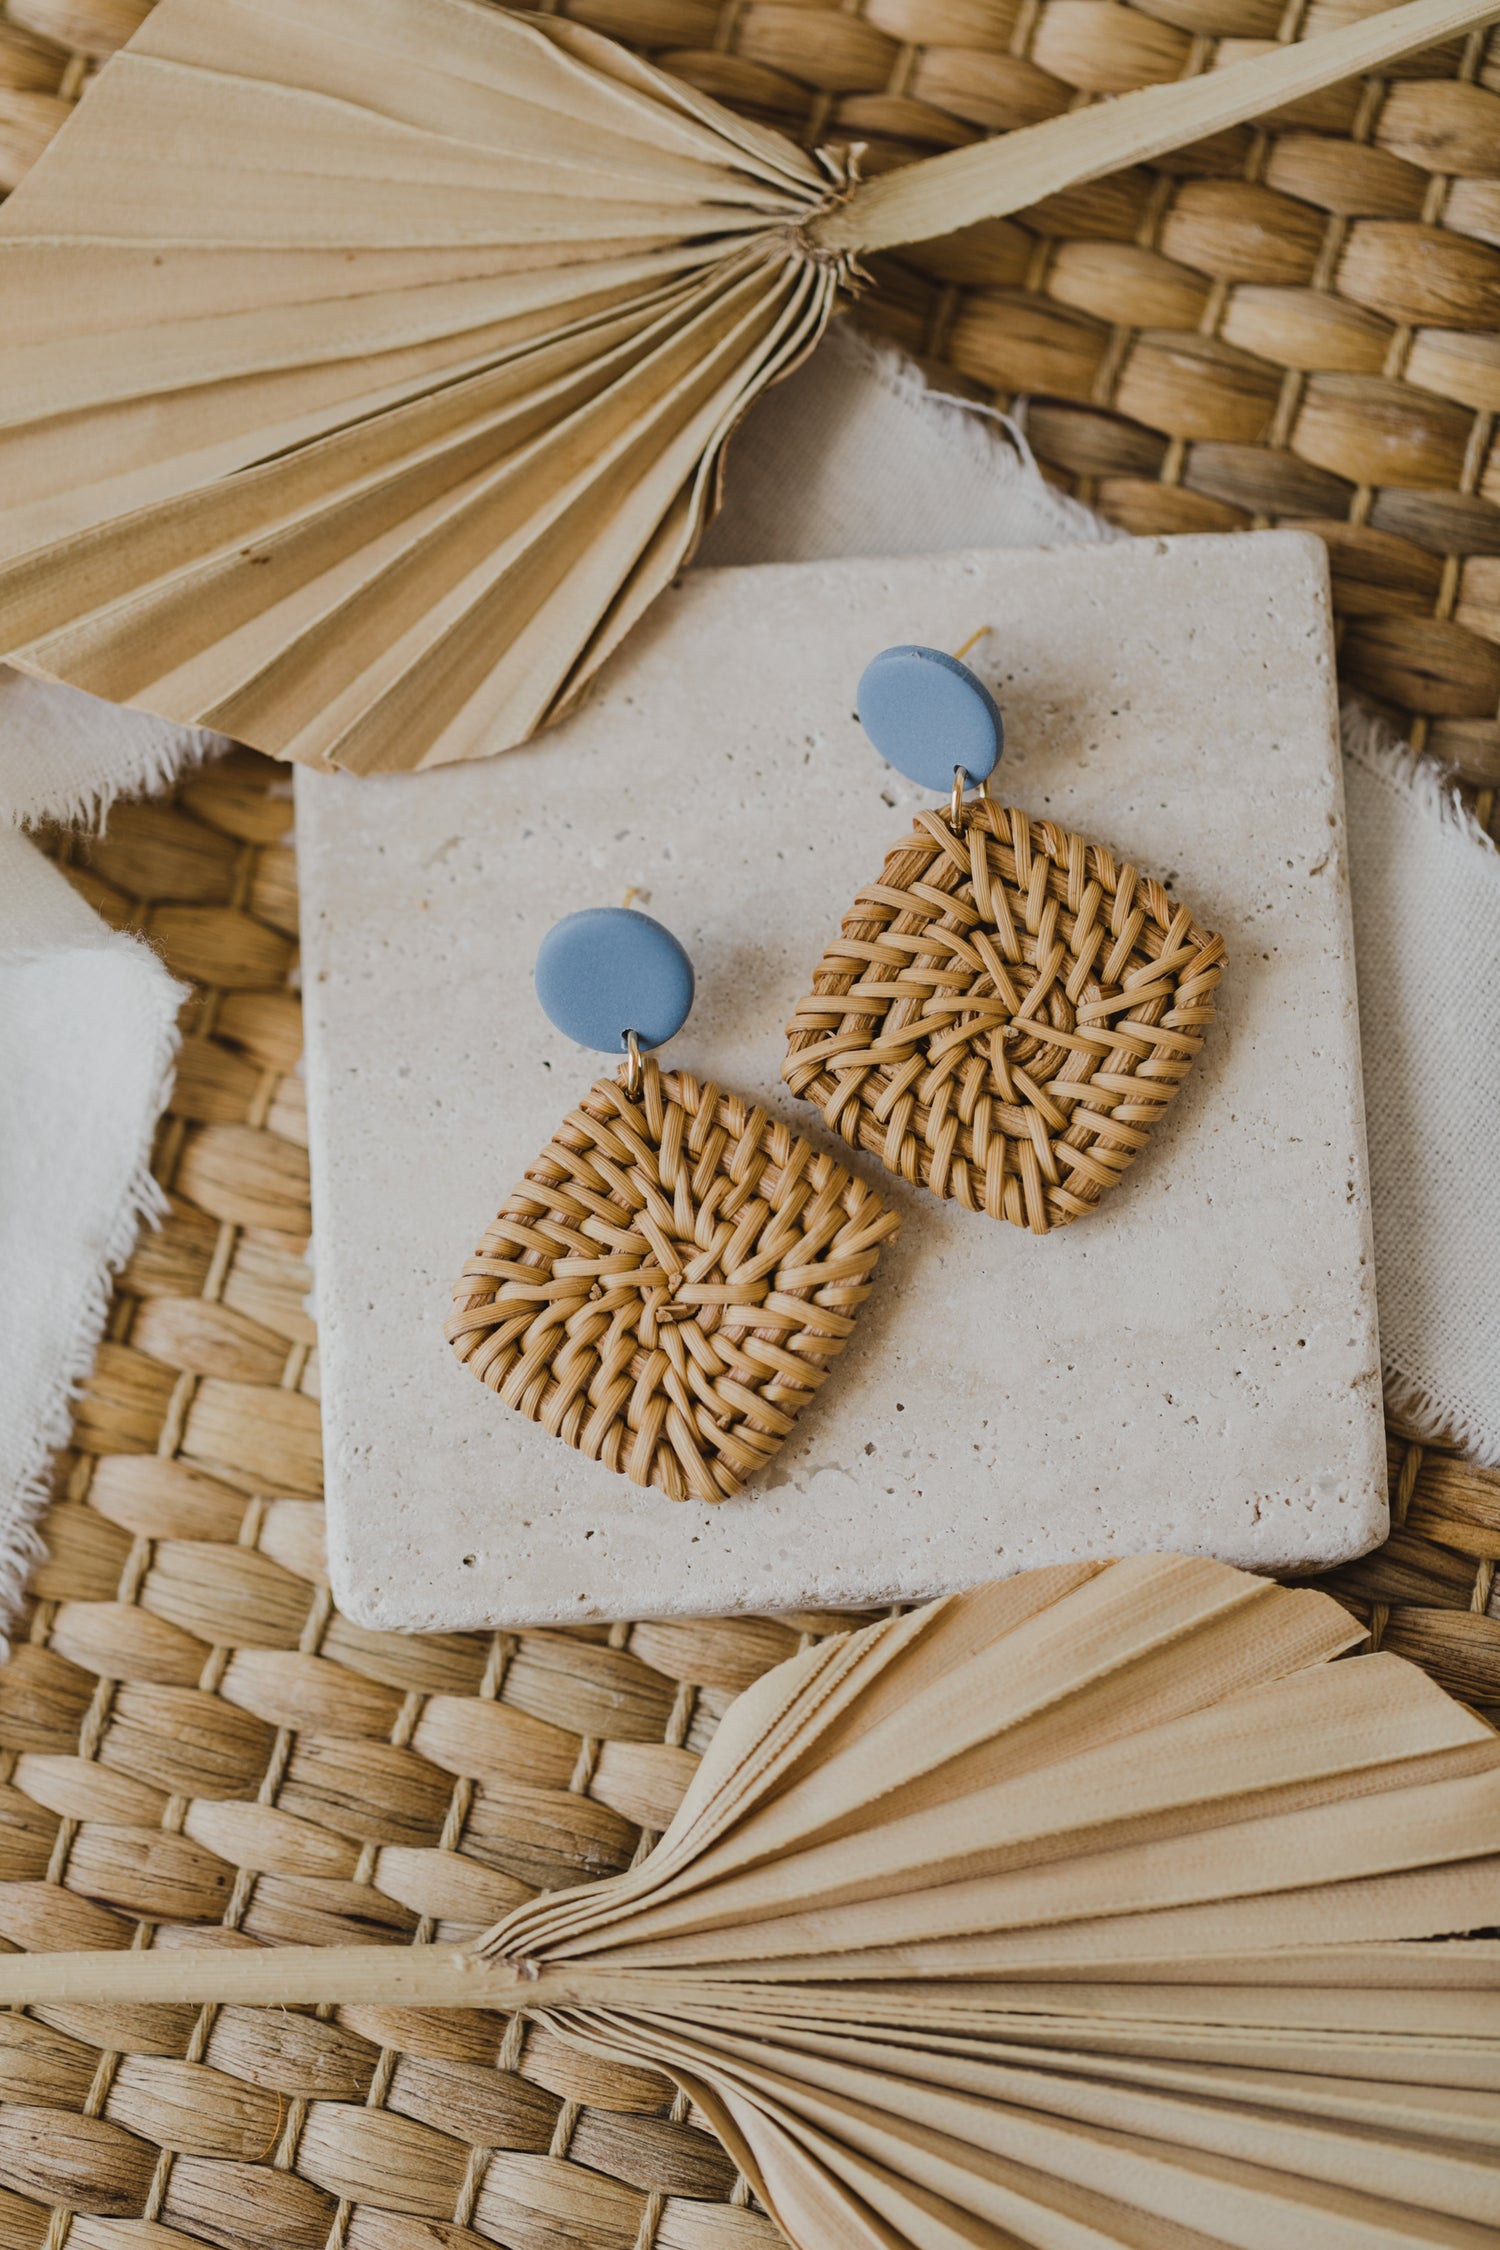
[2,5,1500,2245]
[15,0,1500,803]
[0,726,1494,2250]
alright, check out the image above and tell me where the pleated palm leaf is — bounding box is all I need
[4,1557,1498,2247]
[0,0,1493,771]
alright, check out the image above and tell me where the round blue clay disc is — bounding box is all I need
[534,907,694,1054]
[856,645,1003,791]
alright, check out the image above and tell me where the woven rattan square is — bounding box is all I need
[783,802,1225,1232]
[446,1060,899,1502]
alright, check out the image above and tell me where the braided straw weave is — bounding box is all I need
[446,1060,899,1502]
[784,801,1224,1230]
[0,752,1494,2250]
[2,0,1500,803]
[1,6,1499,2243]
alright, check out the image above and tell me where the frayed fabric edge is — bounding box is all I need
[0,964,183,1659]
[1341,697,1500,862]
[0,659,232,834]
[1342,695,1500,1469]
[7,719,222,836]
[1384,1363,1500,1473]
[828,325,1116,549]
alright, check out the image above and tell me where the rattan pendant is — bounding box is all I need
[1,1557,1497,2247]
[789,799,1225,1233]
[446,908,899,1501]
[784,645,1226,1232]
[0,0,1491,774]
[446,1056,900,1502]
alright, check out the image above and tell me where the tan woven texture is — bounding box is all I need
[1,7,1499,2245]
[4,744,1495,2250]
[446,1060,898,1502]
[4,0,1500,794]
[783,800,1224,1230]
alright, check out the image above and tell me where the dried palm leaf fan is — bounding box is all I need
[3,1559,1499,2248]
[0,0,1496,774]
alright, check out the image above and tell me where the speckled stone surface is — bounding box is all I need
[298,533,1385,1631]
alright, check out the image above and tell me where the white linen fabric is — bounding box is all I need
[0,827,186,1630]
[1337,706,1500,1463]
[0,322,1495,1648]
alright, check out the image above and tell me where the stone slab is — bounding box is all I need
[297,533,1386,1631]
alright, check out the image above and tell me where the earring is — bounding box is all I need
[783,645,1226,1235]
[447,907,899,1503]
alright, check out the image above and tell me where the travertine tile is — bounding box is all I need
[298,534,1384,1629]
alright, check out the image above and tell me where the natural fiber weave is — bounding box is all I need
[3,746,1496,2250]
[784,801,1224,1229]
[446,1059,898,1501]
[2,8,1500,2241]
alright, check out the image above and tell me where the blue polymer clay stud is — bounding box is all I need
[856,644,1003,794]
[534,906,694,1054]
